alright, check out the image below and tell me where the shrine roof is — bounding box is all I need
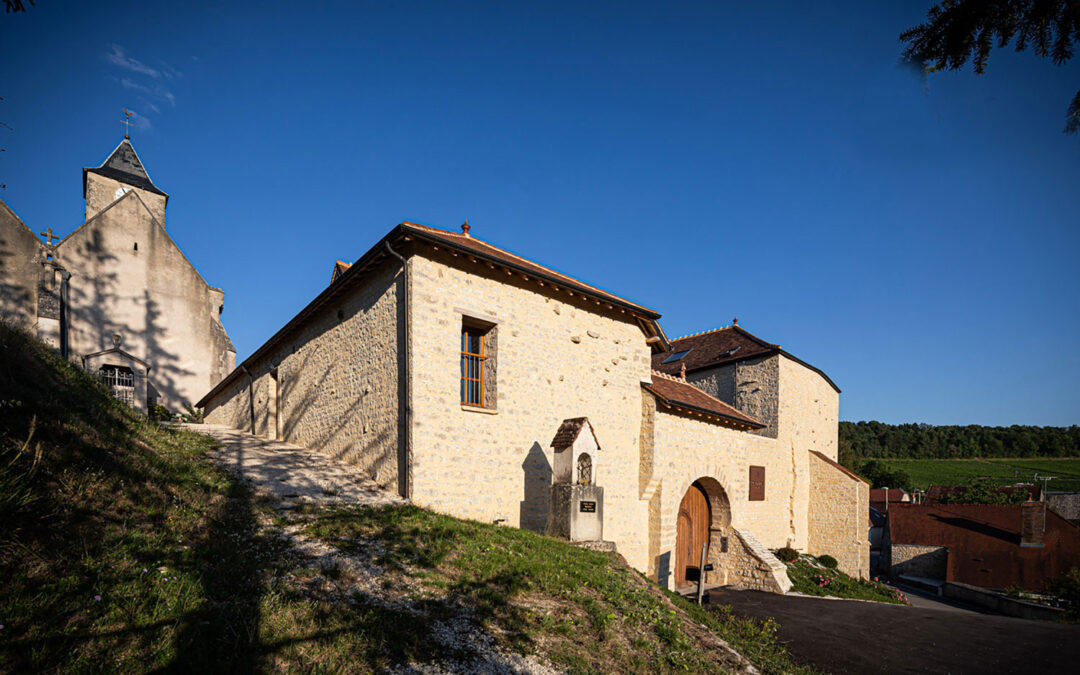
[643,371,764,430]
[550,417,600,450]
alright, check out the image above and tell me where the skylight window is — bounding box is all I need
[661,349,692,364]
[720,346,742,358]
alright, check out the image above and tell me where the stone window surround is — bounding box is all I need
[456,308,499,412]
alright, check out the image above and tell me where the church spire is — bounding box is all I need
[83,137,168,198]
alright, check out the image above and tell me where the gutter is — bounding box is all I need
[59,269,71,360]
[384,241,411,500]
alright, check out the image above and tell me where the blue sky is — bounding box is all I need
[2,1,1078,425]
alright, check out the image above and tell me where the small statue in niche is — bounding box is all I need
[577,453,592,486]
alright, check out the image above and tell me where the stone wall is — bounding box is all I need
[0,199,43,328]
[719,529,792,593]
[688,356,778,438]
[57,190,234,411]
[1047,492,1080,525]
[205,259,403,491]
[807,450,869,579]
[406,248,654,568]
[887,544,948,580]
[84,172,167,226]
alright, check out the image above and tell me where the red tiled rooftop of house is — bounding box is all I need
[643,371,764,429]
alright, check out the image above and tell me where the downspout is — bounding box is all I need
[59,269,71,360]
[384,240,411,500]
[239,365,256,434]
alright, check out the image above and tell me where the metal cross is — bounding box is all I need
[122,108,133,140]
[40,227,59,246]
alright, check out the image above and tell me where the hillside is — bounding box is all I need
[839,421,1080,462]
[0,323,812,674]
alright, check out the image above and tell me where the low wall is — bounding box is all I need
[888,544,947,579]
[943,582,1066,622]
[708,528,791,594]
[807,450,870,579]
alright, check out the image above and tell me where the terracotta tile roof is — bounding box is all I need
[887,503,1080,590]
[331,260,352,284]
[651,323,840,393]
[401,221,660,319]
[652,324,776,375]
[550,417,599,450]
[643,371,764,429]
[869,488,910,504]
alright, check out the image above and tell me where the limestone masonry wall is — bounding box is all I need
[60,190,234,411]
[0,200,43,328]
[808,451,869,579]
[407,249,654,570]
[888,544,948,580]
[206,260,402,490]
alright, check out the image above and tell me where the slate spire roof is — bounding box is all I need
[83,139,168,198]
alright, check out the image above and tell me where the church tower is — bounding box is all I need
[83,139,168,225]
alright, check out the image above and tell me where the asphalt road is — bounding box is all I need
[708,588,1080,674]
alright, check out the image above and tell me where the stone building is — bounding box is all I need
[198,221,868,588]
[0,138,235,412]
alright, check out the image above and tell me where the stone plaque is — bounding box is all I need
[580,500,596,513]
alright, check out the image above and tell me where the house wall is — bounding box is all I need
[406,249,655,570]
[0,200,43,328]
[646,403,792,588]
[888,544,948,579]
[808,451,870,578]
[57,189,234,410]
[204,259,403,491]
[688,356,778,438]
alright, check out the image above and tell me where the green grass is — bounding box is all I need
[872,457,1080,491]
[0,322,817,674]
[784,557,909,605]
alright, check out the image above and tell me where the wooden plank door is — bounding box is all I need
[675,482,711,587]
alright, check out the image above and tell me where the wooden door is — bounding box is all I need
[675,482,711,587]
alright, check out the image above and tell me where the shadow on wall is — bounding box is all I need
[64,226,194,410]
[520,442,552,532]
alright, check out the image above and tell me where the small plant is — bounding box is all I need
[181,404,205,424]
[816,554,838,569]
[149,404,171,421]
[775,546,799,563]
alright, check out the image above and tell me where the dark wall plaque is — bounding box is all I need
[579,500,596,513]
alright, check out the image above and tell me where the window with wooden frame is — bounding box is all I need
[749,465,765,501]
[460,318,497,409]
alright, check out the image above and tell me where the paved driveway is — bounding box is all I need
[709,588,1080,674]
[182,424,404,507]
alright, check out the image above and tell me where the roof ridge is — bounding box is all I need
[402,221,657,313]
[669,325,735,341]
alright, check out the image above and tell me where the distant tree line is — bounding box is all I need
[839,421,1080,466]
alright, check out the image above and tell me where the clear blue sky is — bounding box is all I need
[3,1,1078,425]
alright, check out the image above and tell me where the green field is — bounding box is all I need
[873,457,1080,492]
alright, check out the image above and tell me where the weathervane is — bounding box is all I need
[122,108,133,140]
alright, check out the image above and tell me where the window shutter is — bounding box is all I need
[749,465,765,501]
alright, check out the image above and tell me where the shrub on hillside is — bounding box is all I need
[775,546,799,563]
[1046,567,1080,618]
[816,554,838,569]
[149,404,171,422]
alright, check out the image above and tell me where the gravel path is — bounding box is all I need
[181,423,404,506]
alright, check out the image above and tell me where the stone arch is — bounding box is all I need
[673,476,734,589]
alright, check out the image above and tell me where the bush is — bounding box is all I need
[1046,567,1080,618]
[775,546,799,563]
[817,554,838,569]
[181,404,205,424]
[149,404,171,421]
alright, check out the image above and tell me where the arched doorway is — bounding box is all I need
[675,478,732,588]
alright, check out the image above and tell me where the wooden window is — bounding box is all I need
[749,465,765,501]
[460,326,487,406]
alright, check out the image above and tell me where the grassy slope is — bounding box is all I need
[783,558,908,605]
[873,458,1080,491]
[0,324,814,674]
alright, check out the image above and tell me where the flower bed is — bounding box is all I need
[783,556,909,605]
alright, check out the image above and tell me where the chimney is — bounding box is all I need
[1020,500,1045,548]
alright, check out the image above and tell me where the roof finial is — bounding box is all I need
[122,108,133,140]
[732,316,738,326]
[680,362,687,380]
[461,219,471,237]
